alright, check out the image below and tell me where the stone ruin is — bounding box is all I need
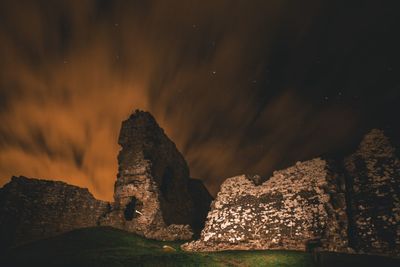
[0,109,399,258]
[183,129,400,256]
[0,176,109,250]
[182,159,349,252]
[99,111,212,240]
[344,129,400,255]
[0,110,212,248]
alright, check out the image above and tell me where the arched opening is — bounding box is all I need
[124,197,143,221]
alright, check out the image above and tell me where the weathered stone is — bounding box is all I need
[183,129,400,257]
[1,111,397,258]
[0,176,109,249]
[99,110,210,240]
[162,245,176,252]
[0,110,212,246]
[245,174,264,186]
[182,158,349,252]
[344,129,400,256]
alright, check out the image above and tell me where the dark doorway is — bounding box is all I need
[124,197,137,221]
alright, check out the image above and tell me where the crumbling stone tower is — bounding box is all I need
[101,110,196,240]
[0,110,212,247]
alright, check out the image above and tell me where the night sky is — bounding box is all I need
[0,0,399,199]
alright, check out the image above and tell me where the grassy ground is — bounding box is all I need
[1,227,399,267]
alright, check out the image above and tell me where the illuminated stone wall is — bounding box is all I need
[183,130,400,256]
[183,158,349,252]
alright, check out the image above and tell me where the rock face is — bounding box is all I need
[0,176,109,249]
[344,129,400,256]
[183,159,349,252]
[100,110,206,240]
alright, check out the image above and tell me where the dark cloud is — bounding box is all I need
[0,0,399,199]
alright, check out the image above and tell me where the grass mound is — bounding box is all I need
[1,227,399,267]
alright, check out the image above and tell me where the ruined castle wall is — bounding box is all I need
[100,111,197,240]
[0,176,109,249]
[0,111,212,245]
[183,159,349,252]
[344,129,400,256]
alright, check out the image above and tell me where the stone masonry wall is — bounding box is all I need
[2,110,397,257]
[0,176,109,249]
[0,110,212,246]
[99,110,198,240]
[183,158,349,252]
[344,129,400,256]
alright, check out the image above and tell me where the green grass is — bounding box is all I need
[1,227,399,267]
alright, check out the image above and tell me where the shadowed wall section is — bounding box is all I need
[0,176,109,249]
